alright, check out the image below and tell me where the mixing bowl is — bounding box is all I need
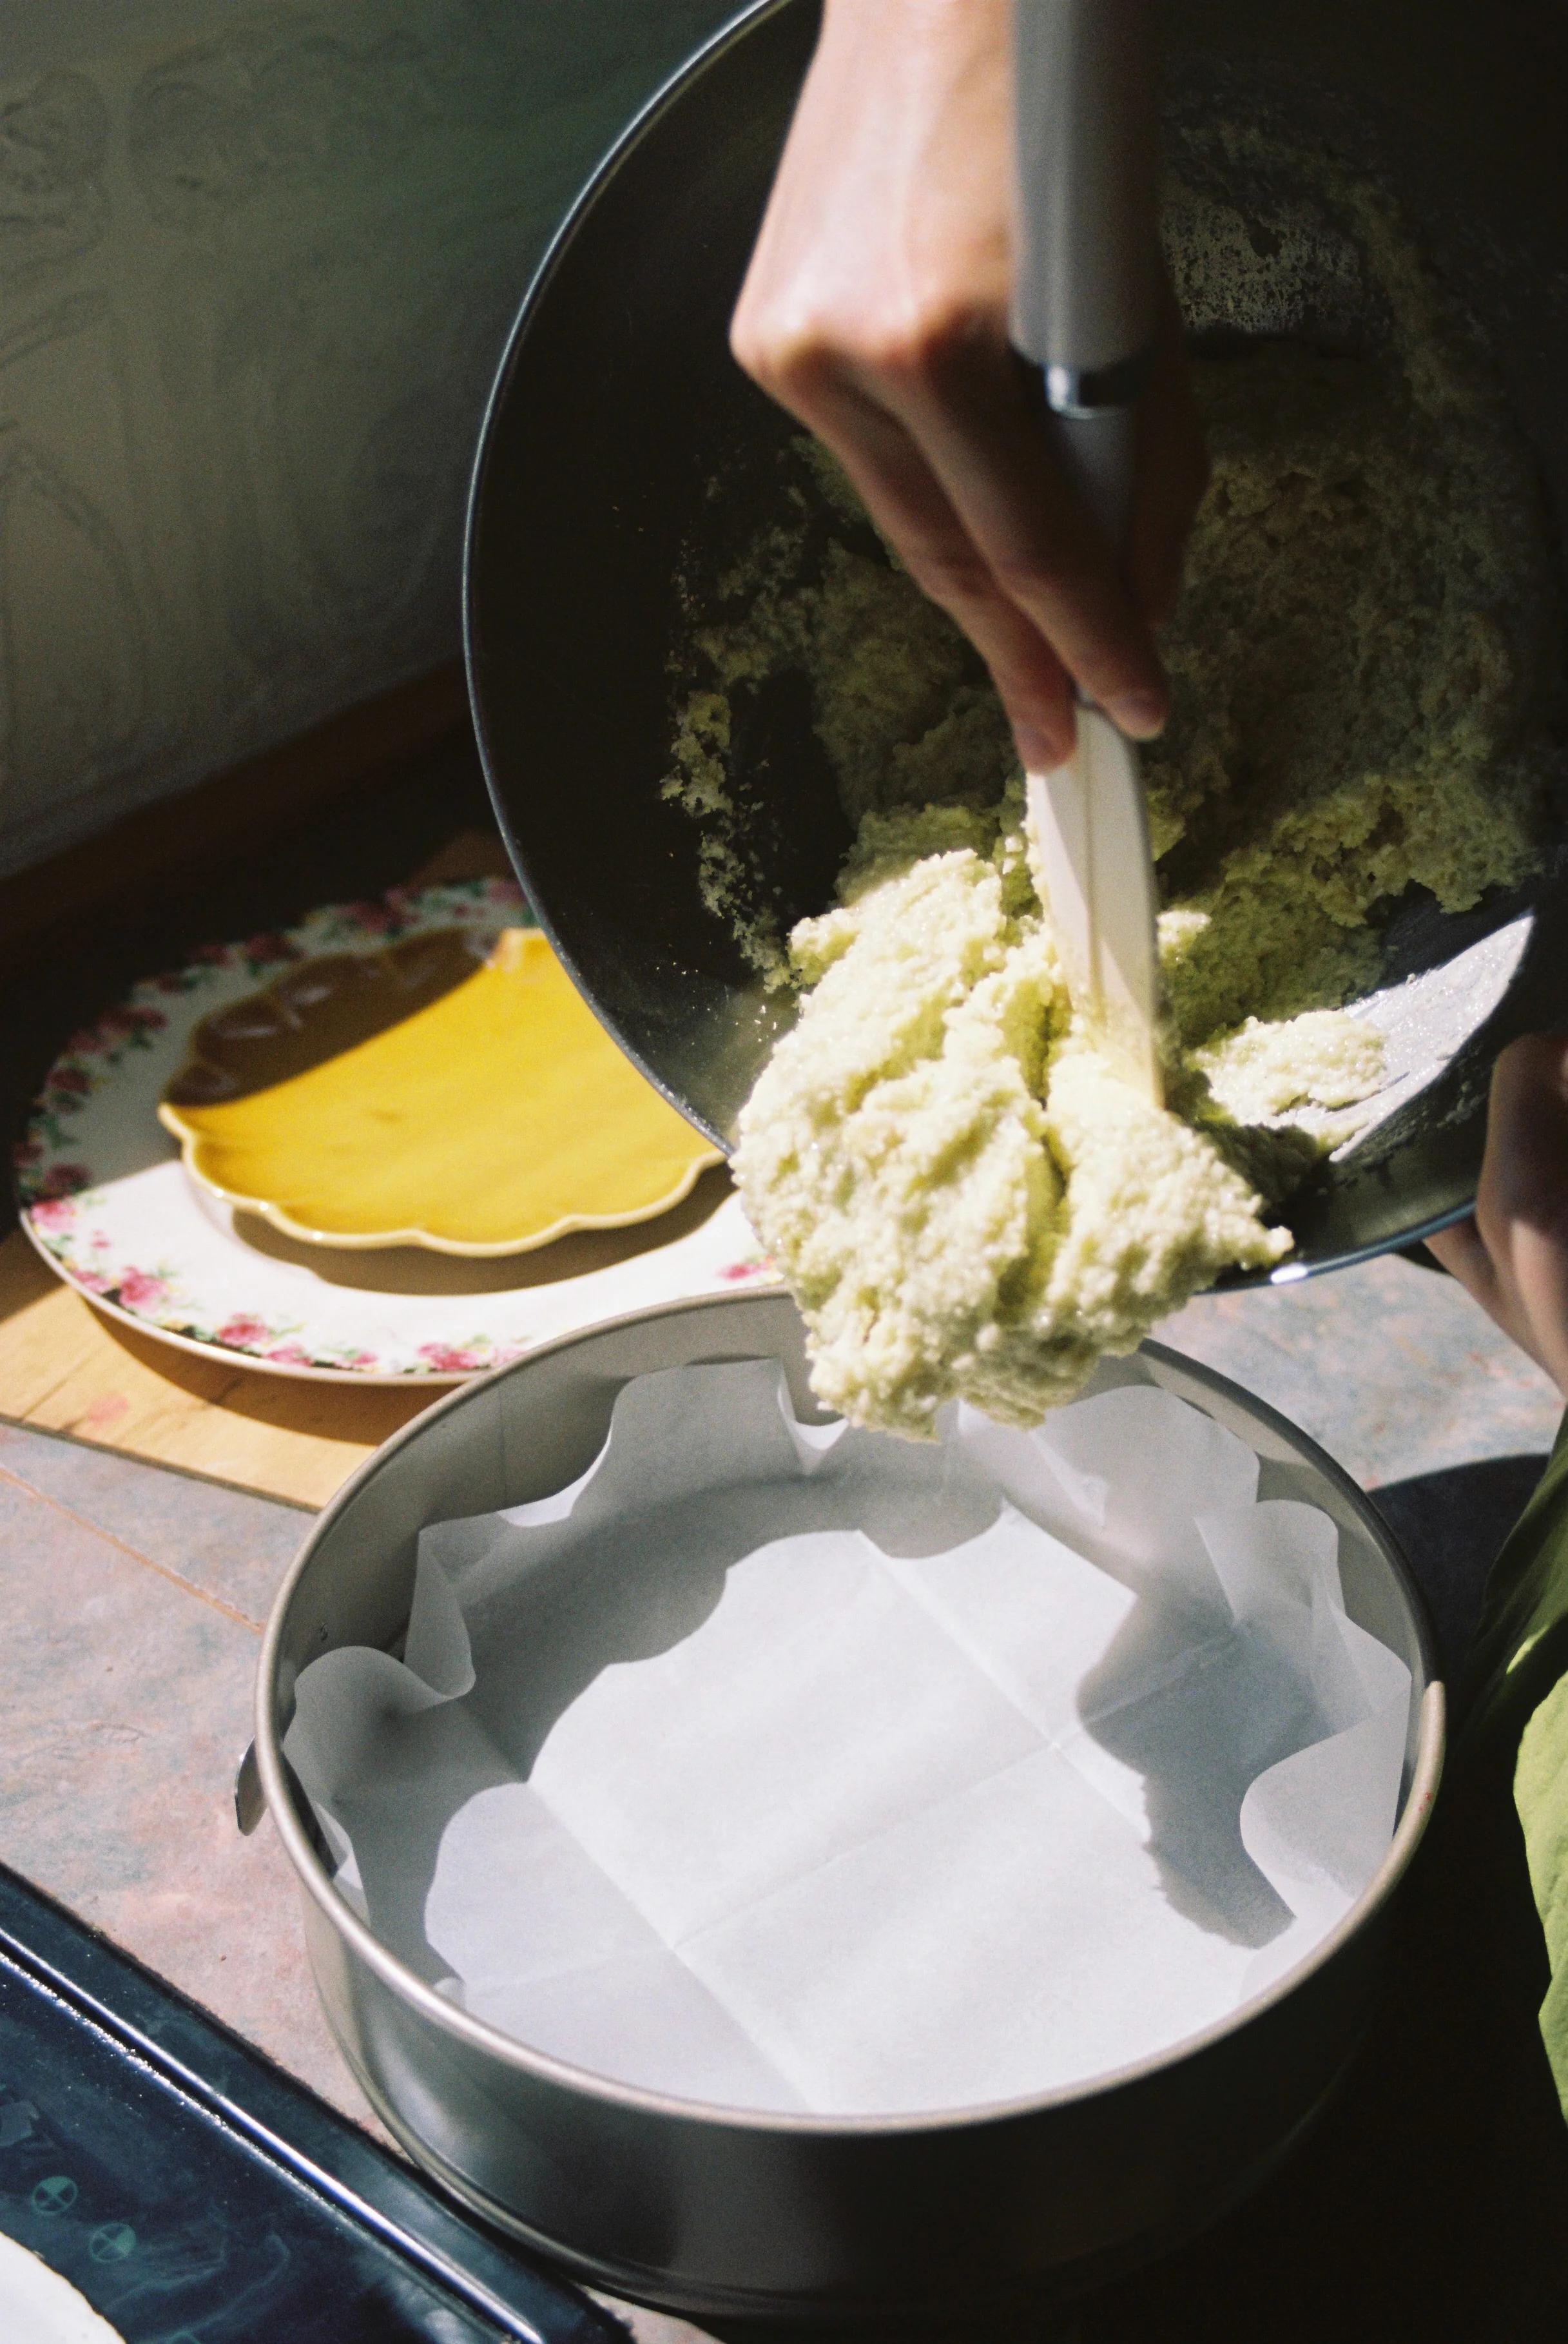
[464,0,1568,1281]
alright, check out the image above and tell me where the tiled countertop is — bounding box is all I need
[1163,1247,1565,1675]
[0,1421,356,2114]
[2,1248,1562,2338]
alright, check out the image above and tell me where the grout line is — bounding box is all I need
[0,1462,264,1634]
[3,1415,316,1516]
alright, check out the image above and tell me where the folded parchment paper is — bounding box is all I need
[287,1361,1411,2116]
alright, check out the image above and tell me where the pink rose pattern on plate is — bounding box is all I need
[12,875,769,1379]
[15,877,526,1210]
[19,1184,543,1379]
[14,880,544,1377]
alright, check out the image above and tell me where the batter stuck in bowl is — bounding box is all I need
[670,177,1556,1436]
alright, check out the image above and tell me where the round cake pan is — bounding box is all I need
[255,1290,1443,2323]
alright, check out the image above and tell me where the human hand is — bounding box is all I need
[1426,1034,1568,1400]
[729,0,1208,773]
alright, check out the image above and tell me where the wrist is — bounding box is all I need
[820,0,1007,52]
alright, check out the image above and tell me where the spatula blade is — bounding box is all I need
[1027,707,1163,1105]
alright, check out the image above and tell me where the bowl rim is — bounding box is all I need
[256,1286,1446,2143]
[460,0,800,1159]
[458,0,1522,1283]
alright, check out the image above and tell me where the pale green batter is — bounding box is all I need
[668,177,1556,1437]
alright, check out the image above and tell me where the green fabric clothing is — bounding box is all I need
[1521,1667,1568,2123]
[1464,1408,1568,2119]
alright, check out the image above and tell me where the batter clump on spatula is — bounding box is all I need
[733,790,1296,1436]
[672,188,1557,1435]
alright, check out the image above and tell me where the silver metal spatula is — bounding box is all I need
[1011,0,1164,1104]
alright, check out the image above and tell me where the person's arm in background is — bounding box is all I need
[1428,1036,1568,1399]
[730,0,1208,774]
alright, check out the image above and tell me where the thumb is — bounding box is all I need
[1474,1034,1568,1396]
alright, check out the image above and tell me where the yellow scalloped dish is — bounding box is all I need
[158,927,721,1255]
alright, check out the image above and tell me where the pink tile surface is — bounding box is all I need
[0,1458,371,2128]
[1163,1253,1563,1489]
[0,1420,309,1625]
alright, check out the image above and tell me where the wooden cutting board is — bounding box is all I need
[0,1227,434,1509]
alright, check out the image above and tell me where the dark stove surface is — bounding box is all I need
[0,1865,619,2343]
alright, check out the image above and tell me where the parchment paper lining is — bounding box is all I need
[287,1361,1411,2116]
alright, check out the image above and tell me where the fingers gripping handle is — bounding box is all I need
[1011,0,1160,557]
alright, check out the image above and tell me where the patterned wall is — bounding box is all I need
[0,0,733,878]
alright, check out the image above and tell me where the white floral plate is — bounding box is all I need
[0,2231,128,2341]
[14,881,772,1384]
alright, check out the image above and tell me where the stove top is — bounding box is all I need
[0,1865,621,2343]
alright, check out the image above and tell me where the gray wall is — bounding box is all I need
[0,0,733,879]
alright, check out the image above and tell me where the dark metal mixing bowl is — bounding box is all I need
[464,0,1568,1279]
